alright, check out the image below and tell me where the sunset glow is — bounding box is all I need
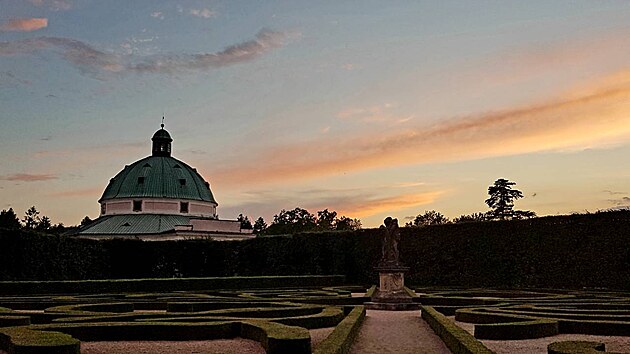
[1,1,629,227]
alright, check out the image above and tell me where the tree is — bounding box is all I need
[23,206,40,229]
[485,178,536,220]
[265,207,362,235]
[80,216,93,227]
[453,212,489,224]
[35,216,52,231]
[237,214,253,229]
[406,210,450,227]
[316,209,337,230]
[48,223,67,234]
[266,207,317,235]
[0,208,21,229]
[253,217,267,235]
[335,216,362,231]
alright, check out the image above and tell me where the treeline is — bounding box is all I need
[237,207,361,235]
[0,206,89,235]
[1,211,628,289]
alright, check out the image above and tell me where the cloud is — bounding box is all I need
[48,187,101,198]
[211,70,630,186]
[0,18,48,32]
[129,29,293,73]
[608,196,630,206]
[150,12,164,20]
[28,0,72,11]
[334,191,444,218]
[0,37,122,75]
[189,8,217,19]
[0,71,32,87]
[0,173,57,182]
[603,190,626,196]
[336,103,413,125]
[0,29,295,76]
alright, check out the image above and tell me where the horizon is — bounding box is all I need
[1,1,629,228]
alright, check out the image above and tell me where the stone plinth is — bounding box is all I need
[366,265,419,310]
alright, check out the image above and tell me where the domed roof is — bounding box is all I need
[99,155,217,203]
[152,127,172,142]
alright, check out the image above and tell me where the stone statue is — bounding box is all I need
[379,217,400,267]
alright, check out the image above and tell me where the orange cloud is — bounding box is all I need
[0,173,57,182]
[335,191,444,218]
[48,187,101,198]
[0,18,48,32]
[211,70,630,186]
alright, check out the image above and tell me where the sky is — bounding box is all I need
[1,0,630,228]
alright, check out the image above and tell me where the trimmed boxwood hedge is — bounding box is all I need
[0,275,346,295]
[456,306,630,337]
[30,321,239,341]
[313,305,366,354]
[0,316,30,327]
[474,319,559,339]
[45,302,134,315]
[166,301,285,312]
[273,306,345,329]
[0,327,80,354]
[421,306,494,354]
[241,320,311,354]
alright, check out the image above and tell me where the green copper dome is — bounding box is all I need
[99,127,216,203]
[152,128,172,141]
[99,156,216,203]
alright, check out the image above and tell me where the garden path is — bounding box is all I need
[350,310,451,354]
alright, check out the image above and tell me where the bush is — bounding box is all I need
[0,327,80,354]
[313,305,366,354]
[421,306,494,354]
[474,319,558,339]
[241,320,311,354]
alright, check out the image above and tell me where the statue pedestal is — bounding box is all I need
[366,265,419,310]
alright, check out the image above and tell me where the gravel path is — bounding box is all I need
[350,310,451,354]
[80,338,265,354]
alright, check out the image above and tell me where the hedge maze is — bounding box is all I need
[0,279,628,354]
[0,277,367,354]
[417,288,630,353]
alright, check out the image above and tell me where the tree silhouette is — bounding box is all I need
[265,207,361,235]
[80,216,93,227]
[23,206,40,229]
[237,214,253,229]
[335,216,361,231]
[36,216,52,231]
[316,209,337,230]
[266,207,317,235]
[253,217,267,235]
[406,210,450,227]
[453,212,488,224]
[0,208,21,229]
[485,178,536,220]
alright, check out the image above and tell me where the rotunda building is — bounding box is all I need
[77,125,253,241]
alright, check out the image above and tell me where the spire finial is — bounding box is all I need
[161,115,165,129]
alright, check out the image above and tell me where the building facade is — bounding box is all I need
[77,125,253,241]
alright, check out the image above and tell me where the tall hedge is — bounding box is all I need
[1,211,629,289]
